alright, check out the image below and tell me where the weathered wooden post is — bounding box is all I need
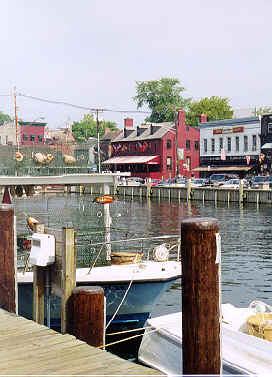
[32,223,46,325]
[0,204,17,313]
[181,217,221,375]
[239,179,244,203]
[70,286,105,348]
[186,178,192,201]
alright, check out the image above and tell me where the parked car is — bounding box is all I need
[191,178,209,187]
[146,179,161,187]
[220,179,242,189]
[173,177,187,187]
[157,178,176,187]
[209,173,239,187]
[250,176,270,189]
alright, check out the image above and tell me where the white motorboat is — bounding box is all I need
[138,301,272,375]
[17,235,182,332]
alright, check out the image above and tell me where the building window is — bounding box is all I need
[244,136,248,152]
[38,135,43,143]
[30,134,35,142]
[186,140,190,149]
[167,139,171,149]
[204,139,207,153]
[235,136,239,152]
[166,156,172,170]
[219,137,223,152]
[194,141,199,150]
[268,123,272,134]
[23,134,28,141]
[227,137,231,152]
[211,138,215,152]
[252,135,257,151]
[186,156,191,171]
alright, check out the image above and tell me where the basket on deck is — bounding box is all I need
[110,252,143,265]
[247,313,272,341]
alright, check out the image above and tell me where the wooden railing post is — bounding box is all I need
[181,217,221,375]
[32,223,45,325]
[70,286,105,347]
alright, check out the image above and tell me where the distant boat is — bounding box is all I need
[138,301,272,375]
[93,195,118,204]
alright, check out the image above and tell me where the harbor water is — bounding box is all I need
[14,192,272,358]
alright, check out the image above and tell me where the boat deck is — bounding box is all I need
[0,309,160,375]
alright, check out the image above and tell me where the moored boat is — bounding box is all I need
[17,235,182,332]
[138,302,272,375]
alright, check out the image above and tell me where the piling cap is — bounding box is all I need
[181,217,218,231]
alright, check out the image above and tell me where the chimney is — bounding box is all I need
[200,113,207,123]
[177,110,186,127]
[150,123,155,135]
[137,126,141,136]
[124,118,133,129]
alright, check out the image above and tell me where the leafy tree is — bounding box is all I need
[0,111,12,125]
[72,114,118,142]
[187,96,233,127]
[133,77,191,123]
[253,106,272,116]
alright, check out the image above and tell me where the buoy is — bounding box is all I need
[34,152,47,164]
[93,195,118,204]
[24,213,39,231]
[15,151,24,162]
[63,154,76,164]
[46,153,54,163]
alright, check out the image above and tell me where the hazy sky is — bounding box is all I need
[0,0,271,129]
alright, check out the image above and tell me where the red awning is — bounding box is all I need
[102,155,160,165]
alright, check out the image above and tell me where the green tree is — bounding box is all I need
[72,114,118,142]
[133,77,191,123]
[0,111,12,125]
[253,106,272,116]
[187,96,233,127]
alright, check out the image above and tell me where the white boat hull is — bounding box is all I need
[138,304,272,375]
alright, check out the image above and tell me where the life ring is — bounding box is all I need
[79,154,85,160]
[15,152,24,162]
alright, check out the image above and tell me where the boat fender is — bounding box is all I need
[153,243,169,262]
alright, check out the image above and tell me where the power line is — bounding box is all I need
[17,92,151,114]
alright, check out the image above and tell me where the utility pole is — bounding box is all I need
[14,87,19,152]
[96,110,101,173]
[174,108,179,177]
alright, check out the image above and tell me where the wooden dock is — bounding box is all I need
[0,309,160,375]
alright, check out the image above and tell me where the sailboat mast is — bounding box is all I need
[14,87,19,151]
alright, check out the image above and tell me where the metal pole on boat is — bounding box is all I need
[181,217,221,375]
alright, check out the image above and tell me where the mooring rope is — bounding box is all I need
[98,326,161,349]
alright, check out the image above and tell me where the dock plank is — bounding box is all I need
[0,309,160,375]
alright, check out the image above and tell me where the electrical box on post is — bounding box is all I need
[29,233,55,267]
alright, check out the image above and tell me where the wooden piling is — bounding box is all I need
[70,286,105,348]
[0,205,16,313]
[181,217,221,375]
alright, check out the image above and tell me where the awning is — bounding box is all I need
[261,143,272,149]
[102,155,160,165]
[193,166,252,172]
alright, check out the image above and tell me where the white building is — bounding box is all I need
[196,116,261,177]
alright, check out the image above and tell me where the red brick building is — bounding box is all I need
[19,121,46,146]
[102,110,200,180]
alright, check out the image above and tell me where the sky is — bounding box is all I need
[0,0,271,129]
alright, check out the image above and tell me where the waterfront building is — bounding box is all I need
[19,121,47,146]
[195,115,261,177]
[102,110,200,180]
